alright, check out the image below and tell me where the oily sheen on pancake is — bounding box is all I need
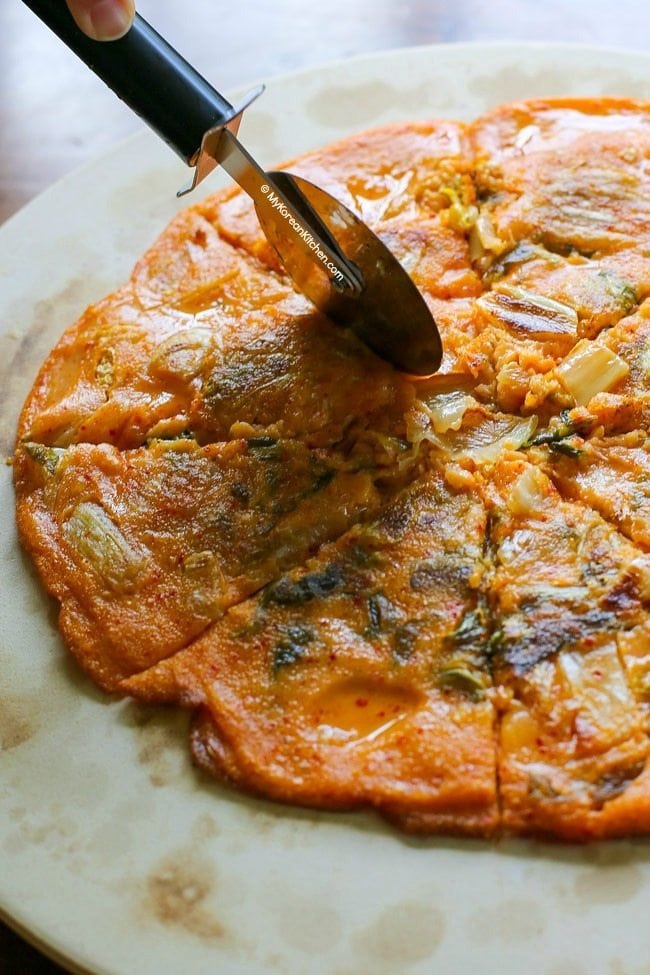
[14,99,650,840]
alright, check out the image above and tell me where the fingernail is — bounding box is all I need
[88,0,134,41]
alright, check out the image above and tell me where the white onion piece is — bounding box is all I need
[556,339,629,405]
[63,503,145,591]
[507,465,552,514]
[425,391,479,433]
[630,556,650,601]
[149,327,217,382]
[443,414,538,465]
[475,210,507,253]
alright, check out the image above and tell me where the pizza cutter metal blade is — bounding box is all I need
[22,1,443,376]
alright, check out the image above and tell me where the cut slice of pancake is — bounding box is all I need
[471,98,650,258]
[18,268,417,455]
[465,99,650,417]
[123,461,498,836]
[207,118,485,386]
[531,429,650,551]
[17,122,487,455]
[18,216,306,450]
[15,436,391,690]
[523,301,650,427]
[482,249,647,340]
[188,309,416,448]
[488,457,650,839]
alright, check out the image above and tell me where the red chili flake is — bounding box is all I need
[592,669,603,678]
[355,698,369,708]
[536,737,545,748]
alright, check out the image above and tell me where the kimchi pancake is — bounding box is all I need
[188,309,416,449]
[471,98,650,258]
[18,219,307,450]
[15,436,390,689]
[488,457,650,839]
[123,462,498,835]
[211,120,476,250]
[464,257,647,414]
[531,430,650,551]
[14,99,650,839]
[17,122,487,455]
[18,276,417,455]
[208,119,484,385]
[466,99,650,414]
[524,301,650,428]
[482,249,646,340]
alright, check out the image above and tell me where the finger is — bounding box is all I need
[66,0,135,41]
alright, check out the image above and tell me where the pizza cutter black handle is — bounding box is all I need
[21,0,234,162]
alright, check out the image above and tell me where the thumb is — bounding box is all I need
[66,0,135,41]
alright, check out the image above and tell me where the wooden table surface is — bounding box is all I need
[1,0,649,970]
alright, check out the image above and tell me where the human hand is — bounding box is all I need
[65,0,135,40]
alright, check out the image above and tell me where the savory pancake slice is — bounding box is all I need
[488,457,650,839]
[20,122,485,455]
[18,216,309,450]
[211,120,475,261]
[453,302,577,415]
[15,436,388,690]
[530,429,650,551]
[123,461,498,836]
[483,248,646,340]
[471,98,650,258]
[469,98,650,410]
[463,99,650,417]
[18,247,417,455]
[523,300,650,428]
[203,120,484,387]
[188,309,416,449]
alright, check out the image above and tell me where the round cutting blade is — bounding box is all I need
[259,171,443,376]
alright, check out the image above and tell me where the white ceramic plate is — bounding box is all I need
[2,42,650,975]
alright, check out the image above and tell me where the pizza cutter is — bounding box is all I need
[22,0,443,376]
